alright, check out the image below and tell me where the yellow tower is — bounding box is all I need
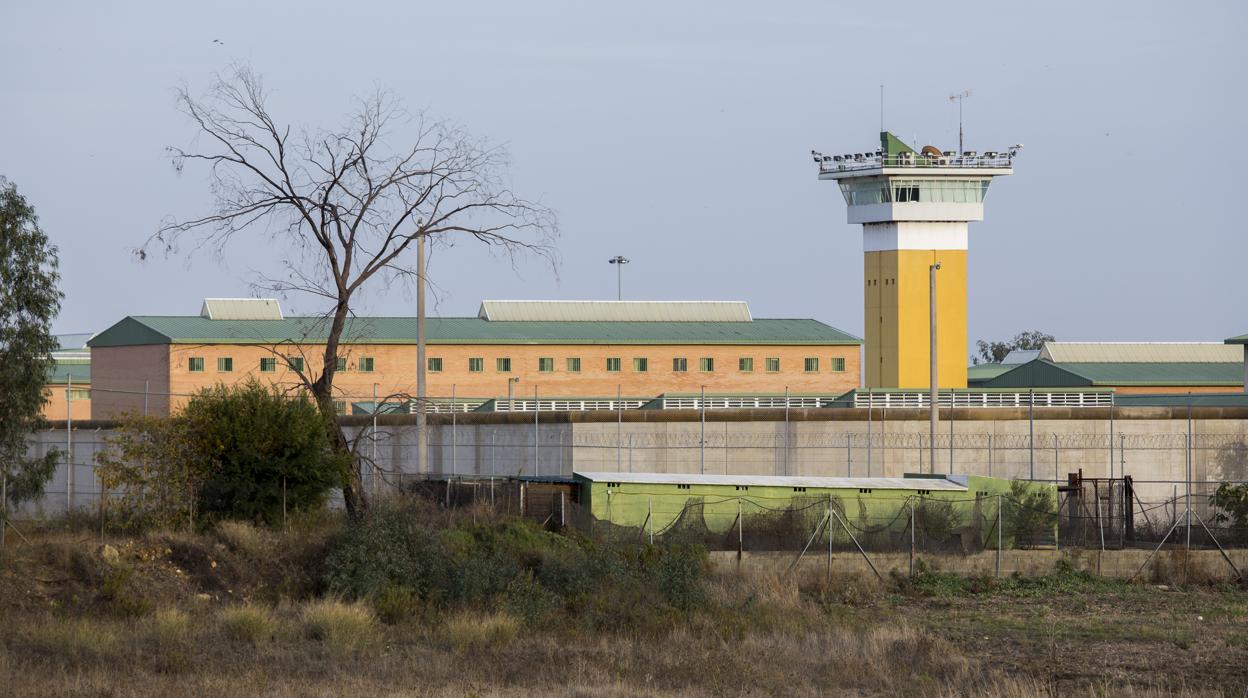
[815,133,1016,389]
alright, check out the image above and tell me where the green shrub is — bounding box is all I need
[185,382,349,525]
[1005,480,1057,546]
[373,585,419,625]
[322,502,446,600]
[98,382,348,529]
[504,572,562,623]
[647,545,709,610]
[98,565,153,618]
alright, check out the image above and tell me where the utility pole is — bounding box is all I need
[929,262,940,474]
[608,256,630,300]
[416,232,428,476]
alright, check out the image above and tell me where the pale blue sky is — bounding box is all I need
[3,1,1245,348]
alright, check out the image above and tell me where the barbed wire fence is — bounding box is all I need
[10,424,1248,562]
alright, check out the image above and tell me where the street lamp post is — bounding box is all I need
[929,262,940,474]
[608,256,630,300]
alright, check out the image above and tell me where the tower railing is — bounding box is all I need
[819,152,1013,174]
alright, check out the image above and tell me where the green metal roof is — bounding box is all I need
[966,363,1017,385]
[88,316,861,347]
[1227,333,1248,345]
[983,359,1243,388]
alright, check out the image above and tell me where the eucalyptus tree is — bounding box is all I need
[0,178,63,515]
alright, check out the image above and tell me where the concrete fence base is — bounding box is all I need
[708,548,1248,582]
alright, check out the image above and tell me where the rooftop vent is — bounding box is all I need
[200,298,284,321]
[477,300,753,323]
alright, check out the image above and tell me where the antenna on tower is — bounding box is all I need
[879,84,885,132]
[949,89,971,153]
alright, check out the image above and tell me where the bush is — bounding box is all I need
[214,520,273,559]
[322,502,446,600]
[185,382,349,525]
[145,608,190,645]
[98,382,348,529]
[220,605,278,645]
[302,599,375,651]
[1005,481,1057,547]
[444,610,520,652]
[373,585,419,625]
[322,502,712,625]
[21,619,121,662]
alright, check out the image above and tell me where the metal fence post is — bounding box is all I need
[987,433,994,478]
[866,392,873,477]
[372,383,379,497]
[648,496,654,545]
[783,386,790,476]
[846,432,852,478]
[738,498,744,561]
[996,494,1002,577]
[617,384,623,471]
[829,494,834,580]
[700,385,706,475]
[1028,389,1035,480]
[909,498,916,578]
[1,472,7,550]
[451,384,457,477]
[534,385,539,477]
[66,378,73,514]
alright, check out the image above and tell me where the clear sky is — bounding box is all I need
[3,1,1245,349]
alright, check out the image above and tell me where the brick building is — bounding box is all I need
[87,299,861,418]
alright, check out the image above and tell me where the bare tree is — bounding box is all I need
[148,65,557,513]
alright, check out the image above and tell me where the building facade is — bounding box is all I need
[87,299,862,418]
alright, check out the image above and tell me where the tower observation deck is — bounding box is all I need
[814,132,1018,389]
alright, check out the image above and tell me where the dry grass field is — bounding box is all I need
[0,508,1245,697]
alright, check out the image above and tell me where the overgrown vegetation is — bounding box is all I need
[1004,479,1058,546]
[1211,481,1248,528]
[4,502,1248,695]
[322,500,709,628]
[97,381,348,528]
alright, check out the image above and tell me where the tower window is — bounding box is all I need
[566,357,581,373]
[673,357,688,372]
[633,358,648,372]
[468,357,483,372]
[428,357,443,372]
[606,357,621,372]
[538,357,554,372]
[739,357,754,372]
[699,357,714,372]
[804,358,819,372]
[765,357,780,372]
[496,357,512,372]
[831,357,846,372]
